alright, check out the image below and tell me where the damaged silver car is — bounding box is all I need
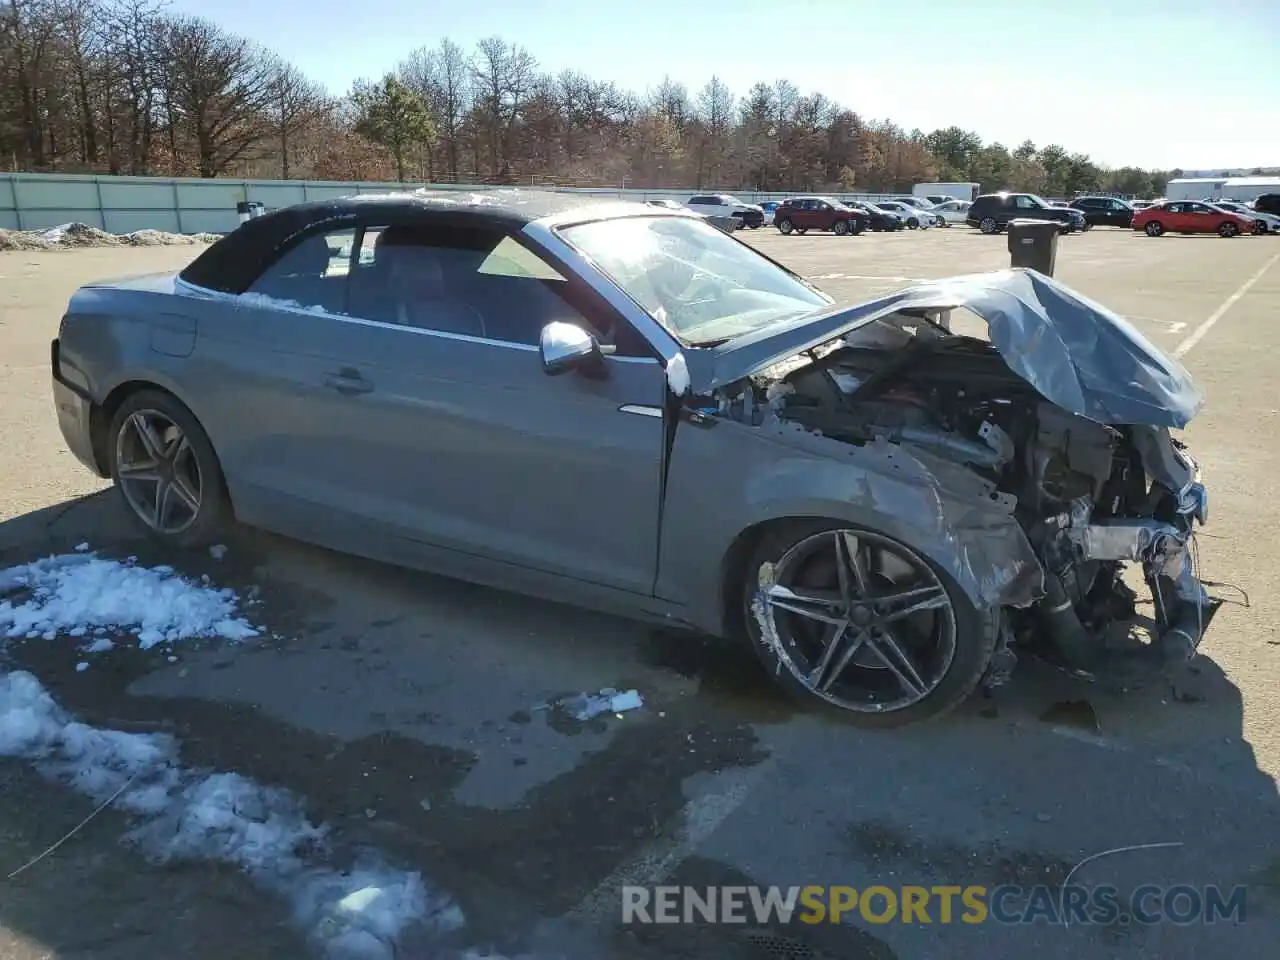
[50,191,1214,726]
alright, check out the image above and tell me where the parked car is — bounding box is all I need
[1254,194,1280,216]
[896,197,948,227]
[965,193,1086,234]
[686,194,764,228]
[647,197,738,233]
[50,190,1213,725]
[874,200,933,229]
[845,201,904,232]
[773,197,869,236]
[930,199,972,225]
[1209,199,1278,234]
[1131,200,1253,238]
[1070,196,1136,228]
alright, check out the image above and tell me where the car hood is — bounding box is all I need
[683,268,1203,428]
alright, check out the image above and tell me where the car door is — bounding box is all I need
[346,221,667,597]
[815,200,837,230]
[1182,202,1218,233]
[1010,194,1042,222]
[201,219,668,597]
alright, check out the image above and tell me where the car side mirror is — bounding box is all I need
[540,321,607,376]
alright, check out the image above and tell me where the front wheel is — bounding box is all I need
[907,218,920,229]
[108,390,232,548]
[747,222,761,229]
[979,217,998,235]
[833,219,850,236]
[742,520,995,727]
[1219,222,1239,238]
[777,218,794,235]
[1144,220,1164,237]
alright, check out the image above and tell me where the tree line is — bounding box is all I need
[3,0,1182,196]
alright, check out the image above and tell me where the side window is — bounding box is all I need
[244,227,356,312]
[1164,203,1183,214]
[344,223,642,352]
[1013,195,1037,210]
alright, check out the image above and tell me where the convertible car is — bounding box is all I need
[51,190,1215,725]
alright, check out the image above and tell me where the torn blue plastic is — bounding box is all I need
[685,268,1204,429]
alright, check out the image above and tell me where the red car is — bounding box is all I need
[774,197,869,236]
[1131,200,1255,238]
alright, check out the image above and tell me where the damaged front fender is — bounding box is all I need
[656,414,1045,636]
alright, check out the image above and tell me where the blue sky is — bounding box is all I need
[175,0,1278,171]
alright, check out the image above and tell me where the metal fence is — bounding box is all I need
[0,172,915,234]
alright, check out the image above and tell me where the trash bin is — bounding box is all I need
[236,200,266,224]
[1006,218,1060,276]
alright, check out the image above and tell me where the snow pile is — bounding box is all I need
[0,670,462,957]
[0,222,219,252]
[0,553,258,650]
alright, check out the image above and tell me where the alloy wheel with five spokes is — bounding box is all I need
[751,527,964,717]
[115,408,204,534]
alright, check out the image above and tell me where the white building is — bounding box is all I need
[1165,175,1280,202]
[1218,176,1280,202]
[1164,177,1228,201]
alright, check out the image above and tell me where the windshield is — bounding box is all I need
[558,215,831,345]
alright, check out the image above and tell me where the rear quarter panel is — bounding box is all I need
[59,281,201,412]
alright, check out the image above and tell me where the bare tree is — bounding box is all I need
[470,35,537,179]
[263,56,326,178]
[398,38,470,180]
[164,15,273,177]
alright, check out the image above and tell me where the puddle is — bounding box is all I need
[641,629,797,723]
[1039,699,1101,733]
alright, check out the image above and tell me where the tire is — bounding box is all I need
[1144,220,1164,237]
[796,227,808,235]
[979,217,998,235]
[833,219,850,236]
[108,389,232,548]
[741,519,996,728]
[748,222,761,230]
[777,218,794,235]
[1218,222,1239,238]
[907,218,920,229]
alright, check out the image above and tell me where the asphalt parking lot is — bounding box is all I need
[2,227,1279,959]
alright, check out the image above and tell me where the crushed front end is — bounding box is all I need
[711,308,1218,688]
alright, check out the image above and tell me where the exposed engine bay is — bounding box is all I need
[711,309,1217,686]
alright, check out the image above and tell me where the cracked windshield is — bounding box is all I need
[1,0,1275,958]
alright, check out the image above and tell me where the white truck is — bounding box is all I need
[913,182,980,204]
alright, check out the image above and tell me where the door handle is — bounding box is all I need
[321,368,373,396]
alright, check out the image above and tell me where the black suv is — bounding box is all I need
[1254,193,1280,216]
[966,192,1086,234]
[1069,196,1135,228]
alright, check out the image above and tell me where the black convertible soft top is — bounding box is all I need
[179,189,618,294]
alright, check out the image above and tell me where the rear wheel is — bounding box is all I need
[833,219,850,236]
[1218,222,1239,238]
[979,217,998,234]
[907,217,920,229]
[796,227,808,235]
[777,217,794,235]
[108,390,232,548]
[1145,220,1165,237]
[742,520,995,727]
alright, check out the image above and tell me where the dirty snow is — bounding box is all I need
[0,670,460,957]
[0,553,257,650]
[0,221,220,252]
[665,352,691,397]
[560,688,644,721]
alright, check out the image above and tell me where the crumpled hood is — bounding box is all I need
[683,268,1203,428]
